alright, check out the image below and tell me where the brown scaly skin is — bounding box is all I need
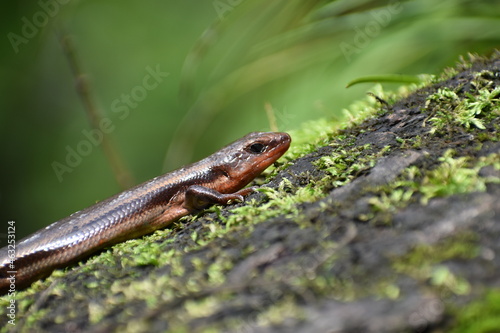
[0,132,291,295]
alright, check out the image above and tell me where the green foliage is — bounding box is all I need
[450,289,500,333]
[346,74,432,88]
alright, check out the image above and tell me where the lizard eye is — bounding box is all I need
[248,142,266,154]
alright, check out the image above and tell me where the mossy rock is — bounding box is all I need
[1,52,499,333]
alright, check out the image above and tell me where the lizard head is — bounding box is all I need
[211,132,291,192]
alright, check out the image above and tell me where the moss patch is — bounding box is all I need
[450,289,500,333]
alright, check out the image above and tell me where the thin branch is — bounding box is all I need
[58,31,134,189]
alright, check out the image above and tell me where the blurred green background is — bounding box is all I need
[0,0,498,242]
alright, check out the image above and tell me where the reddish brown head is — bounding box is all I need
[207,132,291,192]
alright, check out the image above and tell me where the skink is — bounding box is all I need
[0,132,291,295]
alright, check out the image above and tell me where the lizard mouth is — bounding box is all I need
[254,132,291,170]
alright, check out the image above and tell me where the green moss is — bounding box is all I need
[379,282,401,300]
[449,289,500,333]
[22,308,50,331]
[285,83,417,163]
[369,149,500,220]
[289,273,358,302]
[255,296,305,326]
[417,150,500,204]
[314,142,373,188]
[183,296,220,320]
[426,75,500,134]
[394,233,478,268]
[222,177,327,230]
[88,302,105,324]
[367,188,415,225]
[430,266,471,295]
[392,232,478,295]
